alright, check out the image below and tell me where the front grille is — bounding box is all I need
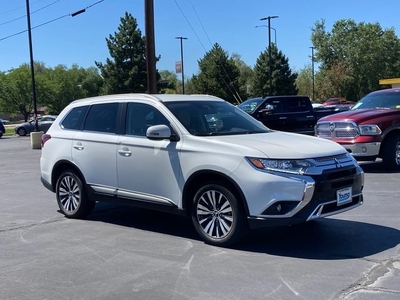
[315,121,359,139]
[309,165,362,204]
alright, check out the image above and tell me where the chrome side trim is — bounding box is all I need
[117,189,176,206]
[91,185,117,195]
[89,184,176,207]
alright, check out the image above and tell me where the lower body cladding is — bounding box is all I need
[245,164,364,229]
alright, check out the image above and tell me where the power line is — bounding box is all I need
[0,0,62,27]
[189,0,242,102]
[0,0,104,42]
[173,0,241,102]
[0,0,44,15]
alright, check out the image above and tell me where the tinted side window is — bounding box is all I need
[287,98,309,112]
[126,103,170,136]
[265,99,284,113]
[84,103,119,133]
[61,106,89,130]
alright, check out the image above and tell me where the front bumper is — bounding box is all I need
[246,154,364,229]
[342,142,381,157]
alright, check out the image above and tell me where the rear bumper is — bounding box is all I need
[41,176,54,192]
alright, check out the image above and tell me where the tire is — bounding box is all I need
[17,127,27,136]
[191,183,246,247]
[55,169,95,218]
[382,134,400,170]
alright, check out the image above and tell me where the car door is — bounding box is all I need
[38,116,55,132]
[116,102,182,208]
[285,97,315,133]
[71,102,119,195]
[257,98,290,131]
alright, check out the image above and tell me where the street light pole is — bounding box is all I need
[310,46,315,101]
[255,25,277,46]
[260,16,278,96]
[175,36,187,94]
[25,0,38,132]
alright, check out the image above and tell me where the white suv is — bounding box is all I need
[40,94,364,246]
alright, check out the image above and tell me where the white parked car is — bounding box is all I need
[40,94,364,246]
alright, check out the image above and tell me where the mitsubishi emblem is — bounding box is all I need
[334,158,343,168]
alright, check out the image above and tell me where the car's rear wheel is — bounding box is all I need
[17,127,27,136]
[382,134,400,170]
[191,183,246,247]
[56,169,95,218]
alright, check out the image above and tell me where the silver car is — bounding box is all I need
[14,115,57,136]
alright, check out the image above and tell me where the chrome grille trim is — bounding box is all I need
[315,121,359,139]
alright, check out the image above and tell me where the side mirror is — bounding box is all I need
[146,124,172,140]
[258,104,274,116]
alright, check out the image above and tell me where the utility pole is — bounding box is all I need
[175,36,187,94]
[25,0,38,132]
[145,0,157,93]
[260,16,278,96]
[310,46,315,101]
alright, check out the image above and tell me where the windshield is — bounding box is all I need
[352,92,400,110]
[164,100,269,136]
[237,97,264,114]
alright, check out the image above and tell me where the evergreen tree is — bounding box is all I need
[191,43,244,104]
[252,44,298,97]
[95,12,158,94]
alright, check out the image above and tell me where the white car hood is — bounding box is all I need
[208,131,346,159]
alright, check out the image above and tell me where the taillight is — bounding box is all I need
[41,134,51,147]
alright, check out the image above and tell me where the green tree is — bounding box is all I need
[95,12,159,94]
[252,44,298,97]
[76,66,104,98]
[159,70,178,94]
[231,53,253,101]
[0,63,49,121]
[296,64,314,99]
[41,65,88,114]
[311,19,400,100]
[191,43,244,104]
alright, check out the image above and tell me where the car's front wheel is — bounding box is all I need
[191,183,246,247]
[17,127,27,136]
[382,134,400,170]
[56,169,95,218]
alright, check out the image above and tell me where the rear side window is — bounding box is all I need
[287,97,309,112]
[61,106,89,130]
[84,103,119,133]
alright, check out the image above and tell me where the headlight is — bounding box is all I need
[247,157,314,175]
[358,124,381,135]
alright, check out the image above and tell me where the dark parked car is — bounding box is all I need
[14,115,57,136]
[0,118,5,138]
[237,96,343,135]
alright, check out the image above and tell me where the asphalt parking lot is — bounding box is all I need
[0,135,399,300]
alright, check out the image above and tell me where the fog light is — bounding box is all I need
[362,146,367,154]
[276,204,282,212]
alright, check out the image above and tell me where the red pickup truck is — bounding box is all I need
[315,88,400,170]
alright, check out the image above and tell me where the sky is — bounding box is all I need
[1,0,399,80]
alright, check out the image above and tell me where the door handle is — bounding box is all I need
[118,147,132,157]
[73,142,84,151]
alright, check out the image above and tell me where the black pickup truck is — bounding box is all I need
[237,95,345,135]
